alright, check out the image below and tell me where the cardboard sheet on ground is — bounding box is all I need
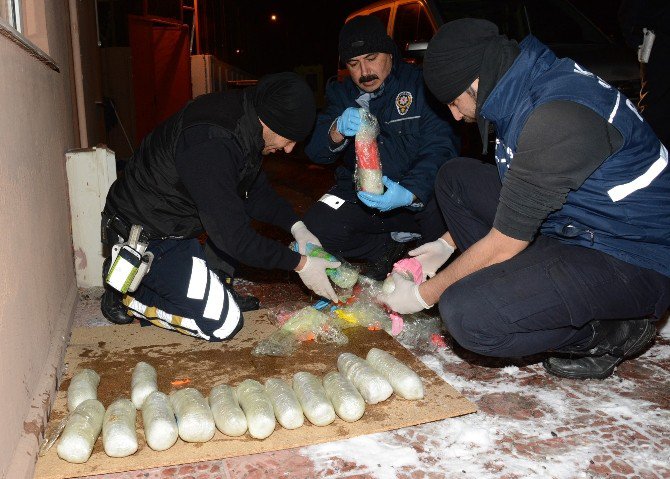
[34,310,477,478]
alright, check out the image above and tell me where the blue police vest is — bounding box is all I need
[481,36,670,277]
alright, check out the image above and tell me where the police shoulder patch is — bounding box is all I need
[395,91,413,115]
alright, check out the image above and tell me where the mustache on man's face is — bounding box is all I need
[358,74,379,84]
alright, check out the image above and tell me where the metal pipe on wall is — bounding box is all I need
[68,0,88,148]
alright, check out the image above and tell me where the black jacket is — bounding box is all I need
[105,89,301,271]
[305,55,458,204]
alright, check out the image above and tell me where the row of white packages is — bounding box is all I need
[56,348,423,463]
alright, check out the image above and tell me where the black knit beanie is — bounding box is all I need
[423,18,501,104]
[339,16,395,62]
[254,72,316,141]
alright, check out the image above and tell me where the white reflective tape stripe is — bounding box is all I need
[319,193,345,210]
[126,295,211,340]
[151,319,176,331]
[608,144,668,202]
[203,271,225,320]
[573,63,593,77]
[608,91,621,123]
[597,78,612,89]
[156,308,173,321]
[127,298,148,315]
[177,317,210,340]
[186,257,208,300]
[387,115,421,123]
[213,290,242,339]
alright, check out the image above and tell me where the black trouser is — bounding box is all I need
[303,184,446,262]
[435,158,670,358]
[100,212,243,341]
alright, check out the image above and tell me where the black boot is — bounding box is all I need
[543,319,656,379]
[363,240,413,281]
[100,257,135,325]
[221,275,260,312]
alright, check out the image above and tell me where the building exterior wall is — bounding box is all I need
[0,1,90,477]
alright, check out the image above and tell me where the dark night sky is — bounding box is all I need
[227,0,624,79]
[229,0,370,79]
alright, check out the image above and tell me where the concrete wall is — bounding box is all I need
[0,1,91,477]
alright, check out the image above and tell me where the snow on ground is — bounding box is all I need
[301,326,670,479]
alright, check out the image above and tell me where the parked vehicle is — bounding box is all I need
[343,0,640,101]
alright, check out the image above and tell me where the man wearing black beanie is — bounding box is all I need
[379,19,670,380]
[304,15,459,280]
[99,72,339,341]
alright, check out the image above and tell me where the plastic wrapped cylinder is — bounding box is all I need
[305,243,359,289]
[357,168,383,195]
[209,384,247,437]
[355,109,383,194]
[281,306,328,337]
[131,361,158,409]
[292,372,335,426]
[337,352,393,404]
[382,258,424,294]
[337,302,392,333]
[67,369,100,412]
[56,399,105,463]
[322,371,365,422]
[251,328,301,357]
[142,391,178,451]
[366,348,424,400]
[382,271,413,294]
[291,242,359,289]
[102,398,138,457]
[395,312,443,350]
[264,378,304,430]
[169,388,216,442]
[236,379,276,439]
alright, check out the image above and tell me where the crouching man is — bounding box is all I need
[379,19,670,379]
[101,72,339,341]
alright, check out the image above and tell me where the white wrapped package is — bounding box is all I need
[131,361,158,409]
[354,109,384,194]
[292,372,335,426]
[57,399,105,463]
[366,348,424,400]
[102,398,138,457]
[323,371,365,422]
[67,369,100,412]
[236,379,276,439]
[264,378,304,430]
[142,391,178,451]
[169,388,216,442]
[209,384,247,437]
[337,352,393,404]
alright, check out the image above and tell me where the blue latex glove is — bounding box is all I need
[357,176,414,212]
[336,107,362,137]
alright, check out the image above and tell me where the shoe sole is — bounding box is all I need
[542,356,620,380]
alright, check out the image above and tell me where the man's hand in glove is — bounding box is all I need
[296,256,340,303]
[336,107,362,137]
[377,273,430,314]
[357,176,414,212]
[409,237,455,279]
[291,221,321,255]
